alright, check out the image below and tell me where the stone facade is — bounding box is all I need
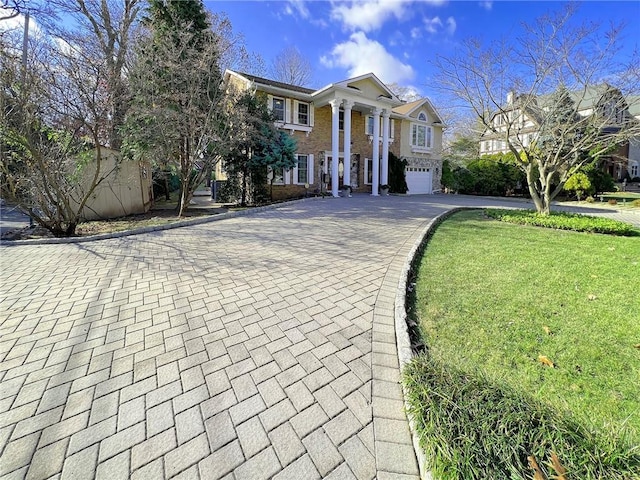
[403,156,443,193]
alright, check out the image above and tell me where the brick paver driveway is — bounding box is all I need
[1,195,637,479]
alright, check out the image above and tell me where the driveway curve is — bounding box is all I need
[0,195,637,480]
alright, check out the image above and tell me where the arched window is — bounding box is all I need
[418,112,427,121]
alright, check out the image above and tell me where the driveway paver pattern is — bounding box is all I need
[1,195,637,479]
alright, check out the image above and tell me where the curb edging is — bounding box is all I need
[1,196,325,246]
[393,207,467,480]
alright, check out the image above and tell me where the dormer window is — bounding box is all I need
[272,97,285,122]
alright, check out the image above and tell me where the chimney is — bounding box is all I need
[507,91,515,105]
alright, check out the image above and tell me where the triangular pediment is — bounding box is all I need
[335,73,398,101]
[392,98,444,124]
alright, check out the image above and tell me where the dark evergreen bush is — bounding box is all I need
[388,152,408,194]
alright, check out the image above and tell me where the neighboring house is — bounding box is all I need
[479,85,640,180]
[78,147,153,220]
[224,70,444,199]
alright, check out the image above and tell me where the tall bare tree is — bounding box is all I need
[386,83,421,102]
[44,0,142,149]
[1,28,123,235]
[270,45,312,86]
[435,4,640,214]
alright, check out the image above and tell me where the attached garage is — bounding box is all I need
[405,166,433,194]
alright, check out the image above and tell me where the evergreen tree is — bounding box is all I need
[222,91,297,205]
[124,0,230,216]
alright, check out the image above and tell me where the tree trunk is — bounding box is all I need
[526,167,545,214]
[241,166,248,207]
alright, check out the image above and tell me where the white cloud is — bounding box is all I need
[479,1,493,11]
[320,31,415,84]
[0,8,42,36]
[330,0,413,32]
[410,27,422,39]
[284,0,310,19]
[423,16,443,34]
[446,16,456,35]
[423,15,456,36]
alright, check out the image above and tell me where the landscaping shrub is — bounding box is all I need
[467,158,524,196]
[632,199,640,208]
[450,157,525,196]
[564,172,591,200]
[586,195,595,203]
[608,199,618,205]
[440,160,455,191]
[584,165,615,194]
[452,166,475,193]
[388,152,408,194]
[485,209,637,236]
[403,354,640,480]
[467,159,506,195]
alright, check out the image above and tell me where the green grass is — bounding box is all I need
[407,210,640,478]
[602,192,640,199]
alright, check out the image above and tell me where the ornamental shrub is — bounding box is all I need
[388,152,408,194]
[584,165,615,194]
[564,172,592,201]
[485,209,637,236]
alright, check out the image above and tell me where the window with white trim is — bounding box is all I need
[411,124,432,149]
[418,112,427,121]
[631,163,639,177]
[297,102,309,125]
[366,116,374,135]
[295,155,308,184]
[339,110,344,130]
[272,97,285,122]
[365,116,394,138]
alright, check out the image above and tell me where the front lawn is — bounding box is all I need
[405,210,640,479]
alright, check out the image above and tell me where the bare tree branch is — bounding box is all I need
[269,45,312,87]
[434,4,640,214]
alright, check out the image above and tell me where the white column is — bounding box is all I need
[381,110,390,188]
[330,99,341,197]
[371,108,381,196]
[343,100,353,192]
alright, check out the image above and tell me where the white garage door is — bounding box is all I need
[406,167,433,194]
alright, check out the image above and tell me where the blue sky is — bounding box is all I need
[3,0,638,102]
[206,0,640,98]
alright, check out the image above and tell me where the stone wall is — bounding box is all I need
[403,156,443,193]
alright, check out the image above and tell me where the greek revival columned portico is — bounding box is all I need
[311,73,404,198]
